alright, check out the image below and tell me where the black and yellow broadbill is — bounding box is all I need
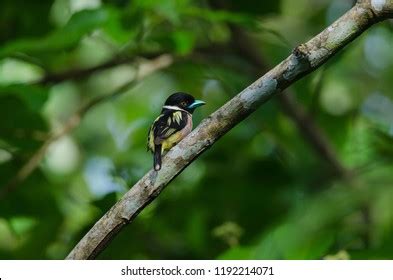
[148,92,205,171]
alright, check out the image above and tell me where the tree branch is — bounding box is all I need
[33,47,220,85]
[36,52,164,85]
[66,0,393,259]
[227,23,350,178]
[0,54,173,199]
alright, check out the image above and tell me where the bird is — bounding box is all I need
[148,92,205,171]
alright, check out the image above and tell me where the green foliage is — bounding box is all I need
[0,0,53,42]
[1,0,393,260]
[0,94,48,152]
[0,84,49,111]
[0,9,113,58]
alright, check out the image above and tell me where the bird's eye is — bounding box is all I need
[181,101,187,107]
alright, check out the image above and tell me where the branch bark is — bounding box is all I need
[66,0,393,259]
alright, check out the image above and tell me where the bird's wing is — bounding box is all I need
[153,110,189,145]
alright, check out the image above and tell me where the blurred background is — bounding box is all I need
[1,0,393,260]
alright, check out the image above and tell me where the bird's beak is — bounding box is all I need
[187,100,206,110]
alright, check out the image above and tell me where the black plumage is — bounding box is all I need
[147,92,205,171]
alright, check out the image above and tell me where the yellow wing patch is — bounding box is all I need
[148,111,187,153]
[173,111,182,125]
[163,128,176,137]
[148,114,164,152]
[148,125,155,151]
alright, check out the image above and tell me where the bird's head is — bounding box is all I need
[164,92,205,113]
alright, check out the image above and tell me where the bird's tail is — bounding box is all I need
[154,145,162,171]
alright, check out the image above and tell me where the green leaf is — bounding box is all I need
[0,84,49,112]
[254,187,367,259]
[0,173,64,259]
[0,0,53,42]
[0,95,48,151]
[0,8,112,58]
[185,7,257,27]
[171,31,196,55]
[101,7,139,44]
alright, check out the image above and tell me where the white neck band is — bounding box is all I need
[162,105,189,113]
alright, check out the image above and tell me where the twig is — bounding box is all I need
[0,54,173,199]
[66,0,393,259]
[36,53,161,85]
[32,47,219,86]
